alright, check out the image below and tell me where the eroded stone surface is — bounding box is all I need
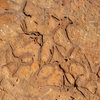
[0,0,100,100]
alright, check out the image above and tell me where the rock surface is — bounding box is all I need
[0,0,100,100]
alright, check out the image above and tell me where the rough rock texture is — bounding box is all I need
[0,0,100,100]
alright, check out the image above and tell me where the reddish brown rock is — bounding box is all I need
[0,0,100,100]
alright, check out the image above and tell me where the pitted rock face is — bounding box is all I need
[0,0,100,100]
